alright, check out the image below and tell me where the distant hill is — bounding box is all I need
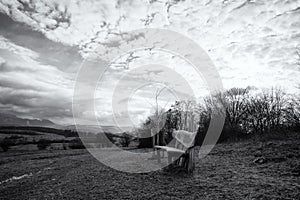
[0,126,78,138]
[65,125,134,134]
[0,113,55,127]
[0,113,134,134]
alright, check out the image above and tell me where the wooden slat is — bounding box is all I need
[154,145,185,154]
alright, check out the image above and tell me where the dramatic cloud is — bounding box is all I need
[0,0,299,125]
[0,13,77,124]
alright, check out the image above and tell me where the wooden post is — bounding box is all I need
[157,148,161,164]
[151,128,156,158]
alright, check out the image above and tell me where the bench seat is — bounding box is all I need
[154,145,186,154]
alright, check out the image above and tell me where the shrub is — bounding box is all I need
[0,137,19,152]
[0,140,10,152]
[63,143,68,150]
[37,139,51,150]
[137,128,153,148]
[119,132,133,147]
[68,138,85,149]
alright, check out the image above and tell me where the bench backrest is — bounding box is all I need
[173,130,196,151]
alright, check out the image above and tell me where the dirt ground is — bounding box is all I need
[0,138,299,200]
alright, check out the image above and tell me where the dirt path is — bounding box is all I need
[0,139,299,199]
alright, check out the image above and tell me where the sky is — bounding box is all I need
[0,0,299,126]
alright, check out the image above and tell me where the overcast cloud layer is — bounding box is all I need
[0,0,299,125]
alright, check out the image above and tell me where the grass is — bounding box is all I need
[0,138,299,199]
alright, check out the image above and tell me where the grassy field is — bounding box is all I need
[0,138,299,200]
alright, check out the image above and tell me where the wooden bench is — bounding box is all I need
[154,130,196,173]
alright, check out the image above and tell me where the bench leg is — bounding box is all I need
[167,152,172,166]
[157,150,161,164]
[186,149,195,173]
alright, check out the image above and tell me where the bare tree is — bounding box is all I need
[285,95,300,129]
[247,87,287,134]
[223,87,251,129]
[152,87,169,146]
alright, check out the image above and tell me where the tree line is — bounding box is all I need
[138,87,300,147]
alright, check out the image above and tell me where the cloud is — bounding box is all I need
[0,0,299,125]
[1,1,299,88]
[0,23,75,124]
[0,13,82,73]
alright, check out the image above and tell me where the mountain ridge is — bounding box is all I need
[0,113,133,134]
[0,113,55,127]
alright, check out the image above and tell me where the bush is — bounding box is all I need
[37,139,51,150]
[0,140,10,152]
[119,132,133,147]
[0,137,19,152]
[137,128,153,148]
[63,143,68,150]
[7,135,24,140]
[68,138,85,149]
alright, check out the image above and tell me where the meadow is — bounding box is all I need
[0,136,299,200]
